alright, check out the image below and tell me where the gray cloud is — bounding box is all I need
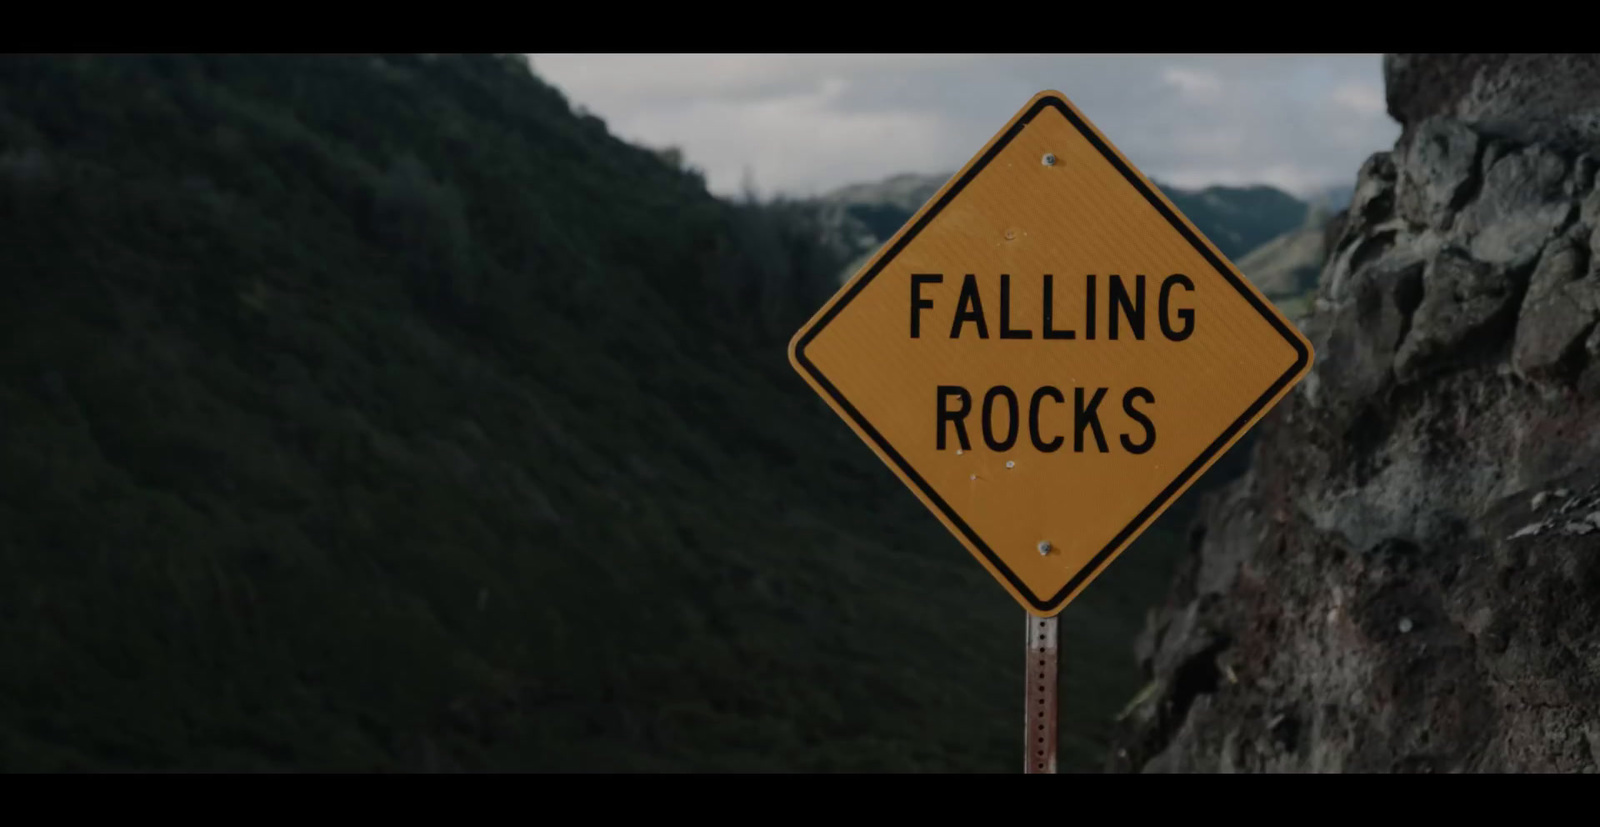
[528,54,1400,199]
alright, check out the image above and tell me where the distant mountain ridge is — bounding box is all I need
[1305,183,1355,212]
[815,171,1314,284]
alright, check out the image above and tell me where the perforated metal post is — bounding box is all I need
[1025,612,1058,773]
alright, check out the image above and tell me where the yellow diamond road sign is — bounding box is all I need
[788,91,1313,617]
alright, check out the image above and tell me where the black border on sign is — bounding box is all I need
[791,95,1312,613]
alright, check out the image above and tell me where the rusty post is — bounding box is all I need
[1025,612,1059,773]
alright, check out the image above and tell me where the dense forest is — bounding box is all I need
[0,55,1226,771]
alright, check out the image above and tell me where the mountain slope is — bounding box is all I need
[1235,222,1325,298]
[1233,206,1345,320]
[0,55,1185,771]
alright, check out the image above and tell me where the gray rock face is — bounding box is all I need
[1346,152,1398,239]
[1512,241,1599,376]
[1113,54,1600,773]
[1451,143,1575,271]
[1385,54,1600,155]
[1393,249,1519,383]
[1394,119,1481,228]
[1584,186,1600,231]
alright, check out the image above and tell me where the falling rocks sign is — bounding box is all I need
[788,91,1313,616]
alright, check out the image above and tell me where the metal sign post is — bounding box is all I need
[1025,612,1058,773]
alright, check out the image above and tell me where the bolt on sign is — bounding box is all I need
[788,91,1313,617]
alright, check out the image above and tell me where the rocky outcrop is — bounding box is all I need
[1113,54,1600,773]
[1385,54,1600,156]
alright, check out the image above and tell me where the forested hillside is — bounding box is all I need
[0,55,1193,771]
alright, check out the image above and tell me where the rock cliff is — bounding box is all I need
[1112,54,1600,773]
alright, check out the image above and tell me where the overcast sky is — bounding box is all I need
[526,54,1400,200]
